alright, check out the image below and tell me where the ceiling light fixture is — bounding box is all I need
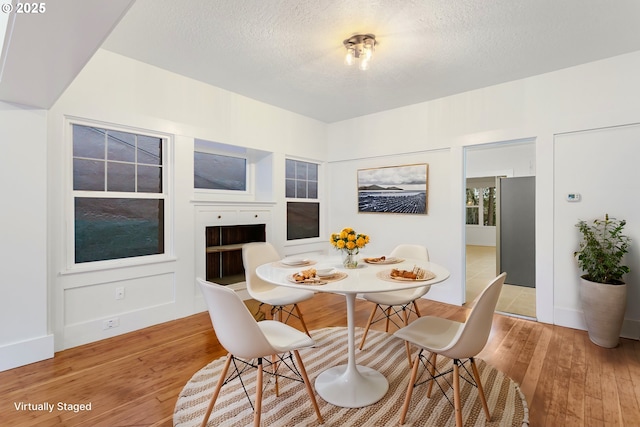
[343,34,376,71]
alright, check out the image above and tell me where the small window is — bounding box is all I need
[194,151,247,191]
[72,124,166,264]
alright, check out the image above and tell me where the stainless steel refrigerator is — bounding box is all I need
[497,176,535,288]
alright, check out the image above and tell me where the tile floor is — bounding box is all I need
[466,245,536,318]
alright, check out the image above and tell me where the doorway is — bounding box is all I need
[464,140,536,318]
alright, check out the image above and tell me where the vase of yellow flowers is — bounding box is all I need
[330,227,370,269]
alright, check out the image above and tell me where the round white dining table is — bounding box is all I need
[255,255,450,408]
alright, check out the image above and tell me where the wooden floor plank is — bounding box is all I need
[1,293,640,426]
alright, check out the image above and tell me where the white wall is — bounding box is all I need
[554,124,640,338]
[46,49,327,352]
[0,102,53,371]
[327,50,640,329]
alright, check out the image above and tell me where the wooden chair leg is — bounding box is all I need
[200,353,232,427]
[384,307,392,332]
[471,357,491,421]
[293,304,311,337]
[254,359,263,427]
[426,352,437,398]
[413,300,422,318]
[452,360,463,427]
[271,354,279,397]
[359,305,377,350]
[402,308,412,365]
[293,350,324,424]
[400,349,423,425]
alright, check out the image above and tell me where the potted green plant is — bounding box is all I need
[574,214,631,348]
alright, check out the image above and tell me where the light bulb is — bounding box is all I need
[345,46,355,66]
[363,40,374,60]
[359,58,369,71]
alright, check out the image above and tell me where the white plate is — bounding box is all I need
[316,267,337,277]
[281,258,309,266]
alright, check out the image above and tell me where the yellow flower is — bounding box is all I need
[330,227,369,253]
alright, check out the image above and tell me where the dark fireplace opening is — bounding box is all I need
[205,224,266,285]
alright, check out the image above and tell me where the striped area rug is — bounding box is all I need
[174,327,529,426]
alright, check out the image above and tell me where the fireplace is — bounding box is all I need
[205,224,266,285]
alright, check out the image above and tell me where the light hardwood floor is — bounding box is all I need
[467,245,536,318]
[2,293,639,426]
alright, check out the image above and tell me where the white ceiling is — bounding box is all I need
[0,0,134,108]
[3,1,640,123]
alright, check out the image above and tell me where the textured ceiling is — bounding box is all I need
[101,0,640,123]
[6,0,640,123]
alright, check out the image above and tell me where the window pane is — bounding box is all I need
[466,188,479,206]
[287,202,319,240]
[308,181,318,199]
[194,151,246,190]
[138,165,162,193]
[308,163,318,181]
[483,187,496,226]
[285,179,296,198]
[466,207,479,225]
[75,198,164,263]
[107,131,136,162]
[73,125,105,159]
[137,135,162,165]
[295,162,307,180]
[296,180,307,198]
[73,158,105,191]
[285,159,296,179]
[107,162,135,192]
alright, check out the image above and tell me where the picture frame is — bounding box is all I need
[357,163,428,214]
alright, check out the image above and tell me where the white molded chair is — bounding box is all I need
[242,242,314,336]
[394,272,507,427]
[196,278,323,427]
[359,244,431,363]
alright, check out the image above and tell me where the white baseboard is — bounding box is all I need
[0,334,54,372]
[554,306,640,340]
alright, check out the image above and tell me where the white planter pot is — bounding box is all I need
[579,276,627,348]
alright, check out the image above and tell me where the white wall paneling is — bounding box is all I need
[554,124,640,339]
[0,102,53,371]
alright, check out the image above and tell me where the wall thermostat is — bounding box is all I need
[566,193,581,202]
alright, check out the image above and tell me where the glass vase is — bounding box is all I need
[342,250,359,269]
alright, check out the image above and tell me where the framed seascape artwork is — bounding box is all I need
[357,164,428,214]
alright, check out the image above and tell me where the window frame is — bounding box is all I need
[64,117,174,273]
[285,157,322,243]
[465,177,498,228]
[193,139,254,198]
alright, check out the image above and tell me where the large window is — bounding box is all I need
[286,159,320,240]
[72,124,166,264]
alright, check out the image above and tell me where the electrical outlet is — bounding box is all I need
[103,317,120,330]
[115,287,125,300]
